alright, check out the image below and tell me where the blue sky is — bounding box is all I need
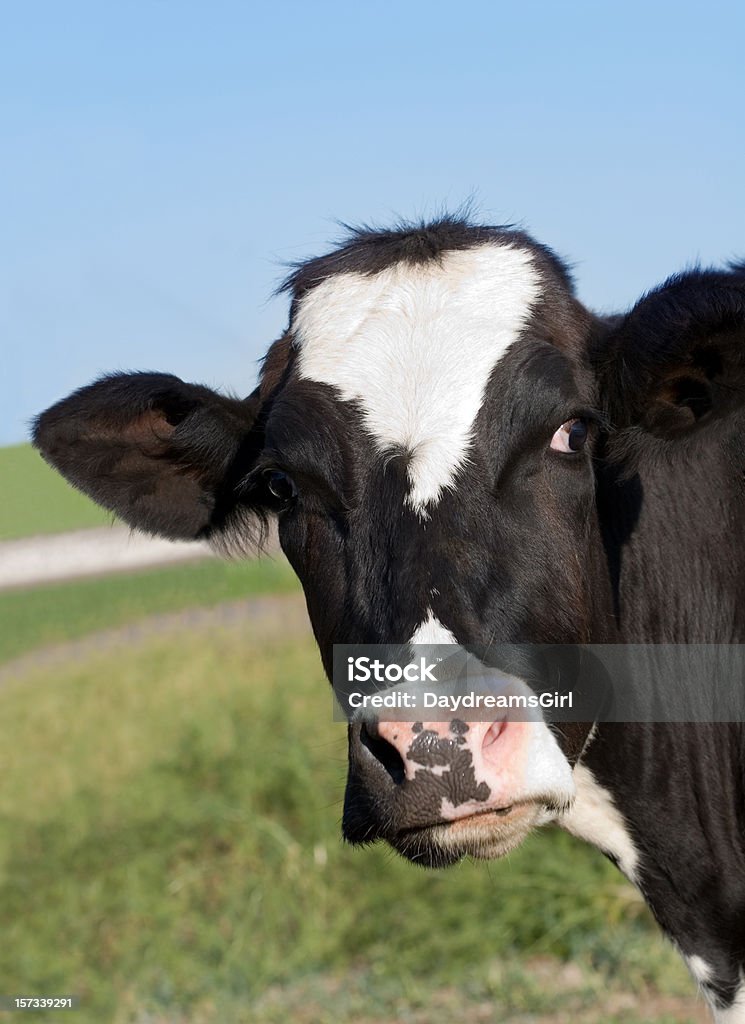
[2,0,744,444]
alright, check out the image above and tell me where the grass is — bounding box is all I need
[0,443,113,541]
[0,555,299,665]
[0,615,700,1024]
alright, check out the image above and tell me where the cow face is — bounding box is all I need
[33,218,745,868]
[254,231,613,864]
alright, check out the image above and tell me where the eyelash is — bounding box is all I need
[564,407,605,428]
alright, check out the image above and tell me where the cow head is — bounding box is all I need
[33,218,745,867]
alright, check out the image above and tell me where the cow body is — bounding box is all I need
[33,217,745,1020]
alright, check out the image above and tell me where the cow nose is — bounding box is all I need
[349,713,576,837]
[374,717,504,783]
[358,716,517,821]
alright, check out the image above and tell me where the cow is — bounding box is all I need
[33,216,745,1021]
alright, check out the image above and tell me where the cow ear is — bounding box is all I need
[599,266,745,436]
[32,372,265,544]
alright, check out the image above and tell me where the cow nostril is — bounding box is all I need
[363,716,380,740]
[359,721,406,786]
[482,717,507,756]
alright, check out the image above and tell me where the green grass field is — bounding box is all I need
[0,443,113,540]
[0,611,700,1024]
[0,555,299,665]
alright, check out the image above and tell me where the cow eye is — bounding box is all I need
[264,469,297,505]
[550,418,589,453]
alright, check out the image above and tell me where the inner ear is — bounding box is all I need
[652,366,714,434]
[643,337,740,436]
[98,406,181,452]
[663,375,713,417]
[153,391,202,428]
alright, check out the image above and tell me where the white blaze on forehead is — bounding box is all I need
[293,243,541,511]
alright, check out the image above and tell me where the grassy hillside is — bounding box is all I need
[0,443,112,540]
[0,616,698,1024]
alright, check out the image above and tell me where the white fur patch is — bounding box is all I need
[684,953,745,1021]
[715,984,745,1024]
[558,762,640,883]
[687,954,714,987]
[519,720,576,809]
[294,244,541,512]
[409,609,457,645]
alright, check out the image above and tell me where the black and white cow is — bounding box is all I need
[33,217,745,1021]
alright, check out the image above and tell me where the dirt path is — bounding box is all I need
[0,591,310,686]
[0,525,213,590]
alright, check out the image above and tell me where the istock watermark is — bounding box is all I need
[334,644,593,723]
[346,655,440,684]
[345,687,573,713]
[332,643,745,723]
